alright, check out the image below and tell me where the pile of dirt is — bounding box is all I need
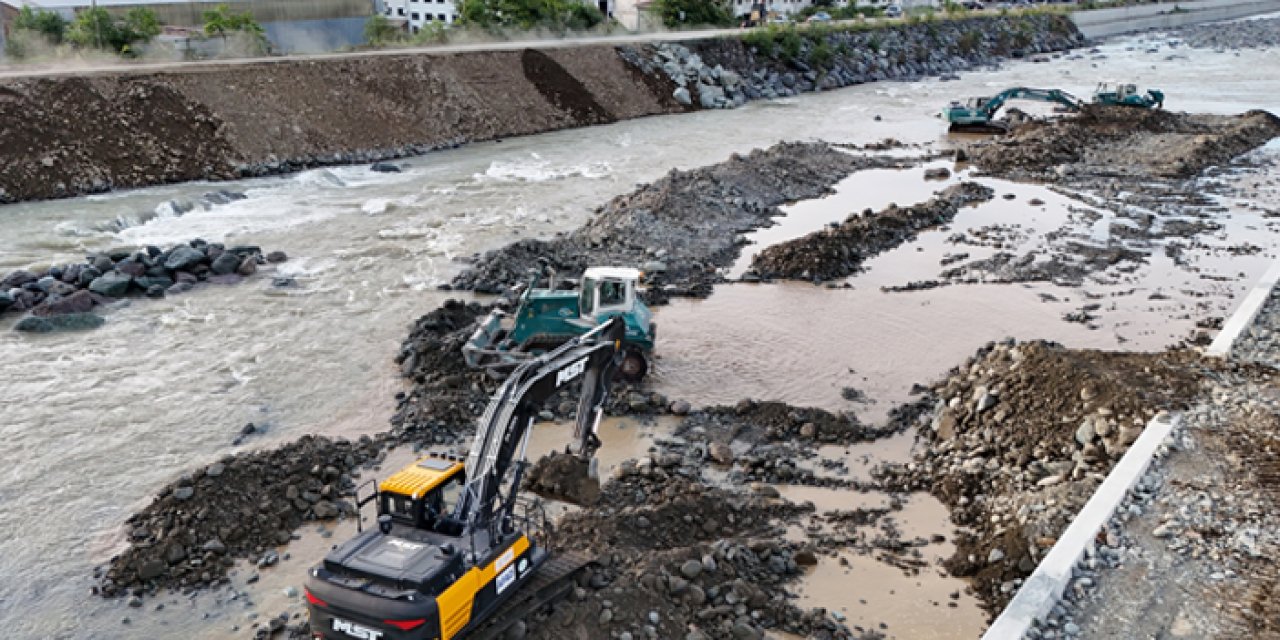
[966,106,1280,182]
[518,465,851,640]
[97,435,381,598]
[748,182,995,282]
[524,450,602,506]
[875,340,1204,614]
[449,142,915,297]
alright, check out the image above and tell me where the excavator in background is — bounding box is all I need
[944,86,1084,132]
[1091,82,1164,109]
[305,318,626,640]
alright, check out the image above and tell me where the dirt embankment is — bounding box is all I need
[0,46,684,202]
[876,341,1203,615]
[0,15,1084,204]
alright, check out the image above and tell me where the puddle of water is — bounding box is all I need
[796,432,919,484]
[524,415,680,477]
[777,485,894,512]
[728,160,960,277]
[792,494,986,639]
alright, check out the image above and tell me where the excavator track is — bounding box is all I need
[465,551,594,640]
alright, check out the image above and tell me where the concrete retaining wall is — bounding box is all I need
[1072,0,1280,38]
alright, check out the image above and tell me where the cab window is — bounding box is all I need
[382,492,418,524]
[599,279,626,307]
[579,279,596,315]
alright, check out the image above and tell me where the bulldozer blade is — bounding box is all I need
[523,451,602,507]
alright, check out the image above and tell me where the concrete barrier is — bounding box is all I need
[981,413,1180,640]
[1072,0,1280,38]
[984,258,1280,638]
[1206,258,1280,357]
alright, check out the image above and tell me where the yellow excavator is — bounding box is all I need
[303,318,626,640]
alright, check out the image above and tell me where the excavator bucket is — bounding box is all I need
[523,451,602,507]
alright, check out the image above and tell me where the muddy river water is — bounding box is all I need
[1,28,1279,639]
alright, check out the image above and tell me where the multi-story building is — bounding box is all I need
[378,0,458,32]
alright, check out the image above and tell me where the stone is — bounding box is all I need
[210,252,242,275]
[89,272,132,298]
[165,246,206,271]
[236,257,257,277]
[924,167,952,180]
[266,251,288,264]
[313,501,339,519]
[673,86,692,106]
[203,539,227,554]
[799,422,817,438]
[669,400,691,416]
[31,289,95,316]
[174,486,195,501]
[976,392,997,413]
[680,559,703,580]
[793,550,818,566]
[1,269,37,289]
[0,291,12,313]
[138,559,165,580]
[987,548,1005,564]
[165,543,187,565]
[14,313,105,332]
[698,84,725,109]
[708,442,734,465]
[1075,419,1096,446]
[370,162,401,173]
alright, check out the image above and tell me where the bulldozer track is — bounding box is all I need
[465,551,594,640]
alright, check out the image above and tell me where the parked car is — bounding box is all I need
[884,4,903,17]
[768,14,791,23]
[806,11,832,22]
[960,0,984,9]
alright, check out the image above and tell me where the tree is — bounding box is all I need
[202,4,268,53]
[363,14,404,45]
[12,6,68,43]
[458,0,605,31]
[649,0,733,28]
[64,7,160,53]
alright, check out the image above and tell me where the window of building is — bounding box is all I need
[397,7,404,15]
[437,13,445,20]
[411,12,420,19]
[424,13,433,20]
[451,13,458,21]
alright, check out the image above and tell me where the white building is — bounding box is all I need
[379,0,459,31]
[380,0,614,33]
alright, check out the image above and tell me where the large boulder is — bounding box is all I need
[0,291,13,313]
[209,251,241,275]
[0,270,37,289]
[134,275,174,290]
[15,313,105,333]
[88,271,132,298]
[164,246,206,271]
[32,290,96,316]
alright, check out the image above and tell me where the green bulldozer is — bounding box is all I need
[1091,82,1164,109]
[463,263,657,381]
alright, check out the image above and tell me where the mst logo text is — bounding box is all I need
[333,618,383,640]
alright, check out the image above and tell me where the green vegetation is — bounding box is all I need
[649,0,734,28]
[459,0,605,31]
[202,4,268,53]
[363,14,402,45]
[63,7,161,54]
[12,7,68,43]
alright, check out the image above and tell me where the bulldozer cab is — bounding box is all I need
[578,267,640,322]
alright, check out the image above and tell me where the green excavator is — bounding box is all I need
[944,86,1084,132]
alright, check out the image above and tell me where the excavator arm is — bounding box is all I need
[454,316,626,535]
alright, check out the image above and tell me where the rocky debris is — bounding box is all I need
[633,15,1082,110]
[98,435,380,597]
[1171,16,1280,50]
[874,340,1203,614]
[517,466,849,639]
[450,142,913,299]
[1,240,285,329]
[524,450,602,506]
[965,107,1280,182]
[748,182,994,282]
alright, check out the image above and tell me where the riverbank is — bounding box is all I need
[0,14,1081,204]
